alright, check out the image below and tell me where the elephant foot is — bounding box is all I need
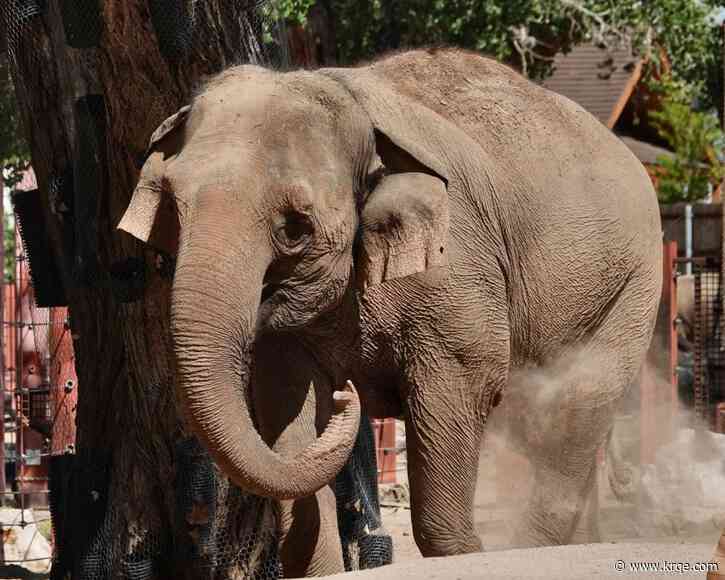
[707,529,725,580]
[415,533,483,558]
[509,521,556,549]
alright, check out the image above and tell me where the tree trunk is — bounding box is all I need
[2,1,282,578]
[285,0,337,67]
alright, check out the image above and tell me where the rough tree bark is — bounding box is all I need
[285,0,337,67]
[3,1,282,578]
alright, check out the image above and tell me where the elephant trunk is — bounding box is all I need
[171,226,361,500]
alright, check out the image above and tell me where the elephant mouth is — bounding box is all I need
[257,282,283,333]
[261,282,278,304]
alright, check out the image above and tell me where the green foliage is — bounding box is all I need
[263,0,317,26]
[629,0,722,110]
[650,78,725,204]
[261,0,319,45]
[4,207,14,284]
[37,518,53,542]
[328,0,723,102]
[0,55,26,282]
[0,55,29,189]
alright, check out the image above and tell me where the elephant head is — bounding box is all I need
[117,67,449,500]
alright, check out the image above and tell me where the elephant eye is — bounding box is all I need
[277,211,314,246]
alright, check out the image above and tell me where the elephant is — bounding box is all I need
[118,47,662,573]
[674,273,723,406]
[676,273,721,351]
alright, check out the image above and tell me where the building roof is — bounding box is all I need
[542,43,642,129]
[617,135,674,166]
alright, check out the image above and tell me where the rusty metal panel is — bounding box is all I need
[372,419,396,484]
[716,403,725,434]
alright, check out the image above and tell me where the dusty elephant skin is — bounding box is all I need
[118,48,662,576]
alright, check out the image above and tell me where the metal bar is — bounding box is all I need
[0,187,6,504]
[14,233,25,526]
[666,242,679,432]
[641,241,679,465]
[1,517,52,526]
[693,266,706,423]
[0,489,50,495]
[0,320,67,326]
[685,204,693,275]
[675,256,718,266]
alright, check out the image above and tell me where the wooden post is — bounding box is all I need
[641,241,678,464]
[49,307,76,455]
[664,242,679,429]
[373,418,396,484]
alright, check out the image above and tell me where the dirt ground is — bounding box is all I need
[324,542,718,580]
[375,420,722,566]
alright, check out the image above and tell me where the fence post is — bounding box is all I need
[693,264,708,424]
[373,418,396,484]
[641,241,678,465]
[664,242,679,430]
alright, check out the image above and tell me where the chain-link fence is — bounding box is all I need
[677,257,725,428]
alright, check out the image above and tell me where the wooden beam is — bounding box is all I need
[607,59,644,130]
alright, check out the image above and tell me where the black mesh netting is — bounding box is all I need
[2,0,392,577]
[336,418,394,571]
[148,0,196,64]
[173,436,283,579]
[12,187,67,307]
[59,0,102,49]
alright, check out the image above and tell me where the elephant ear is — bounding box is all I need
[357,169,449,291]
[331,70,460,291]
[117,105,191,255]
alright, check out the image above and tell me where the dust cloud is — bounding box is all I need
[480,349,725,549]
[380,346,724,559]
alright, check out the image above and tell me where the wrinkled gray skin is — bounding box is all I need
[119,48,662,575]
[676,273,719,350]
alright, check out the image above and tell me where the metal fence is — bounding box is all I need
[1,225,78,514]
[675,255,725,430]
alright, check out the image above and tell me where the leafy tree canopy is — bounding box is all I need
[272,0,724,110]
[649,74,725,203]
[270,0,725,203]
[0,54,29,189]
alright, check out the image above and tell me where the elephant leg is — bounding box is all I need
[507,354,631,547]
[278,486,345,577]
[569,458,601,544]
[512,452,599,547]
[251,335,346,577]
[404,369,487,557]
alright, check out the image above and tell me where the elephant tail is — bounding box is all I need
[605,424,637,503]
